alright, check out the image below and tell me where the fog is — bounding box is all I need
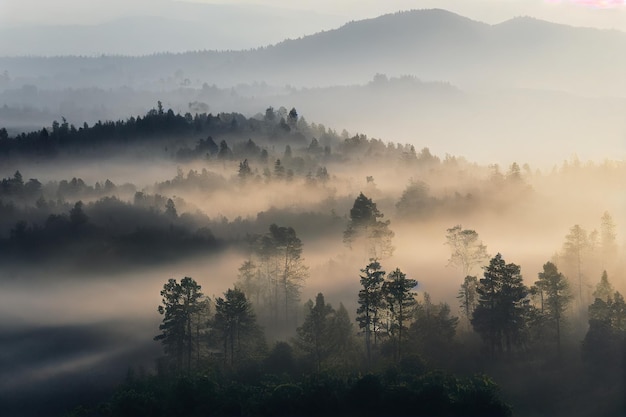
[1,4,625,417]
[0,125,626,409]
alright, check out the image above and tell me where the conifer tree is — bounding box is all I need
[356,259,386,365]
[382,268,417,361]
[155,277,205,373]
[535,262,572,356]
[472,254,528,355]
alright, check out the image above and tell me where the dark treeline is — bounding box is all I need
[0,104,533,269]
[0,102,316,158]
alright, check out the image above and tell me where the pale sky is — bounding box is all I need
[1,0,625,30]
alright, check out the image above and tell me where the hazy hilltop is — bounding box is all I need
[0,2,345,56]
[1,9,626,97]
[1,9,624,164]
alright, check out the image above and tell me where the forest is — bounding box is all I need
[0,104,624,417]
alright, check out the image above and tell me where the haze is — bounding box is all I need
[2,0,626,55]
[0,2,625,416]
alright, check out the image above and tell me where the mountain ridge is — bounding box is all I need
[1,8,625,97]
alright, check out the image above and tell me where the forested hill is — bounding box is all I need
[0,105,329,159]
[1,9,625,96]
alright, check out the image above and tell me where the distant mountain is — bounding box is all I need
[0,3,344,56]
[1,8,625,97]
[253,9,626,96]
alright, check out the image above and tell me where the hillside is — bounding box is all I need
[1,9,625,96]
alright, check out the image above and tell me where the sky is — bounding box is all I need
[1,0,625,55]
[1,0,625,31]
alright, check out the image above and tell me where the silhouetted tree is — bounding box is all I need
[382,268,417,361]
[268,224,308,324]
[236,260,261,305]
[238,159,252,180]
[582,273,626,375]
[165,198,177,218]
[600,211,618,267]
[356,259,386,366]
[274,159,285,179]
[213,287,258,367]
[457,275,478,331]
[264,106,276,123]
[593,270,614,302]
[396,180,432,218]
[534,262,572,356]
[154,277,205,374]
[344,193,394,258]
[562,224,590,308]
[296,293,334,371]
[328,303,359,369]
[472,254,528,356]
[218,140,232,159]
[288,107,298,128]
[69,201,88,228]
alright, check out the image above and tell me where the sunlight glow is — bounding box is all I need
[547,0,626,7]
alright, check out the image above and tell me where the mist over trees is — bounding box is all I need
[1,103,624,417]
[2,3,626,416]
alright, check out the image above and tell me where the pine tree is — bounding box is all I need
[593,270,613,302]
[457,275,478,331]
[472,254,528,356]
[344,193,394,259]
[154,277,205,373]
[328,303,358,369]
[600,212,618,267]
[562,224,590,308]
[238,159,252,180]
[296,293,334,371]
[213,288,258,367]
[356,259,386,366]
[535,262,572,356]
[382,268,417,361]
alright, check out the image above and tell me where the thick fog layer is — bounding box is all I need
[1,4,625,417]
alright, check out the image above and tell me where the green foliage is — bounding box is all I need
[472,254,529,355]
[101,370,511,417]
